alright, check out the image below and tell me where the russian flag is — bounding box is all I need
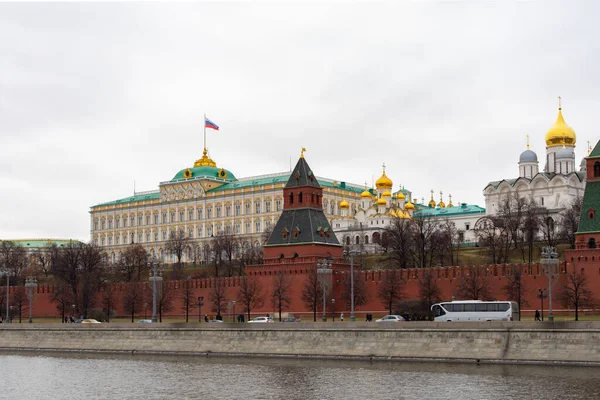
[205,117,219,131]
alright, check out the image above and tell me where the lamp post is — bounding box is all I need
[541,246,559,322]
[149,256,162,323]
[198,296,204,322]
[232,301,236,323]
[331,298,335,322]
[537,288,547,321]
[25,277,38,323]
[345,250,359,322]
[317,260,332,322]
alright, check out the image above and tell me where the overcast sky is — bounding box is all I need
[1,1,599,242]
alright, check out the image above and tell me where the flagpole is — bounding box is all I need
[203,113,207,151]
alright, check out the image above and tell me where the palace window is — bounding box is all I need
[146,215,150,225]
[154,214,158,225]
[94,221,98,231]
[198,226,203,237]
[207,207,212,219]
[138,232,143,243]
[255,201,261,214]
[226,204,231,217]
[108,236,112,245]
[116,218,120,229]
[188,227,194,238]
[207,225,213,237]
[101,237,105,246]
[116,235,120,245]
[276,199,282,211]
[225,224,231,235]
[108,219,113,229]
[235,222,241,234]
[197,207,203,220]
[245,222,251,233]
[265,200,271,213]
[162,212,167,224]
[162,230,167,240]
[216,205,221,218]
[266,220,271,230]
[170,211,175,223]
[138,215,143,226]
[245,202,251,215]
[146,232,150,242]
[180,210,185,222]
[255,221,261,233]
[154,231,158,242]
[189,209,194,221]
[101,220,105,230]
[235,203,241,216]
[131,216,135,227]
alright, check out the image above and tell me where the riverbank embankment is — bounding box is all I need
[1,322,599,366]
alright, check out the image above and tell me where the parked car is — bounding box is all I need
[137,319,153,323]
[248,317,274,323]
[282,317,301,322]
[375,315,405,322]
[208,319,224,323]
[79,319,101,324]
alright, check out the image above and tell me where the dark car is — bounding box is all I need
[282,317,301,322]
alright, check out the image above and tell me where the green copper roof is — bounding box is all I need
[588,140,600,159]
[485,172,585,190]
[210,173,366,193]
[94,192,160,207]
[413,204,486,218]
[1,239,81,248]
[171,166,237,182]
[578,179,600,233]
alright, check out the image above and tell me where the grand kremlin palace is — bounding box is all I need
[90,147,484,263]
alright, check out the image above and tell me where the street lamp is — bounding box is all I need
[232,301,236,323]
[537,288,547,321]
[331,298,335,322]
[541,246,559,322]
[345,250,360,322]
[0,270,12,323]
[25,277,38,323]
[149,256,162,323]
[198,296,204,322]
[317,260,332,322]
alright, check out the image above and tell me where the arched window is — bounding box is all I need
[365,235,369,244]
[346,236,350,245]
[355,236,360,245]
[299,192,303,203]
[594,161,600,177]
[373,232,381,244]
[289,192,294,204]
[589,238,597,249]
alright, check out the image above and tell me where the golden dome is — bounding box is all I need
[428,199,436,208]
[376,164,393,189]
[382,190,392,197]
[377,198,387,205]
[396,191,405,200]
[360,189,372,198]
[438,201,446,208]
[194,148,217,168]
[340,199,349,209]
[545,103,576,147]
[405,201,414,210]
[389,209,397,217]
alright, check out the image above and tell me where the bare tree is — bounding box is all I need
[237,275,265,321]
[209,278,228,317]
[123,283,145,322]
[180,278,195,323]
[120,244,148,282]
[474,216,508,264]
[157,280,175,323]
[12,287,28,323]
[32,247,53,278]
[213,233,238,277]
[456,269,492,300]
[341,268,368,310]
[502,265,528,311]
[440,218,459,266]
[559,269,595,321]
[165,230,191,280]
[419,269,442,319]
[79,244,105,318]
[301,268,322,322]
[411,215,440,268]
[51,282,73,323]
[0,241,29,283]
[51,241,83,316]
[539,208,559,248]
[271,271,293,321]
[386,217,414,269]
[377,269,404,314]
[559,196,583,249]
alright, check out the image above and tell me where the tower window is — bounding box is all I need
[289,192,294,204]
[595,162,600,178]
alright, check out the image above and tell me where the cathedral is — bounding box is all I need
[484,100,587,220]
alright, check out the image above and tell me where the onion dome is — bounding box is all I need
[377,197,387,206]
[580,157,586,171]
[447,194,453,208]
[389,209,397,217]
[375,164,393,189]
[404,200,414,210]
[340,199,349,209]
[396,191,405,200]
[360,189,372,198]
[438,200,446,208]
[556,147,574,160]
[545,100,576,147]
[428,198,436,208]
[519,149,538,163]
[382,190,392,197]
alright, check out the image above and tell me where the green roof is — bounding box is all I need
[171,166,237,182]
[94,192,160,207]
[210,173,366,193]
[588,140,600,159]
[578,179,600,233]
[485,172,585,190]
[413,204,486,218]
[1,239,81,248]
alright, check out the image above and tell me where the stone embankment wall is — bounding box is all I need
[1,322,599,365]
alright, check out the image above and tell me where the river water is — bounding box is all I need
[1,352,599,400]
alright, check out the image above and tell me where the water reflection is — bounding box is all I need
[1,351,599,400]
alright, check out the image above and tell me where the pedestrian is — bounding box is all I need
[535,310,541,321]
[204,314,209,323]
[340,313,344,322]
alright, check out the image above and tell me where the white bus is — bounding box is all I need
[431,300,520,322]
